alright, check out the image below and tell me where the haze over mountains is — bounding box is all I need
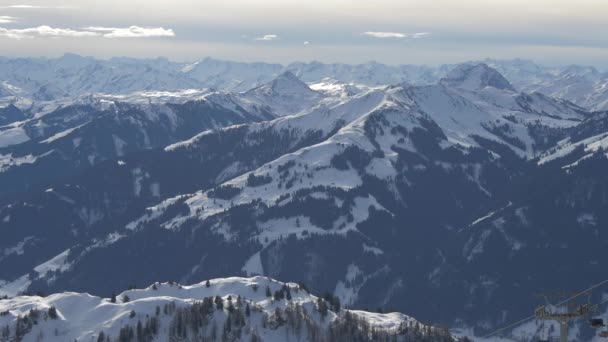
[1,54,608,341]
[1,54,607,111]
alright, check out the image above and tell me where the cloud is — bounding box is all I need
[0,25,175,39]
[0,16,17,24]
[8,5,44,8]
[303,41,310,45]
[85,26,175,38]
[4,5,72,9]
[254,34,277,41]
[0,25,98,39]
[361,31,431,39]
[362,31,406,38]
[412,32,430,39]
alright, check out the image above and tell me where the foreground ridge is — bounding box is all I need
[0,276,458,342]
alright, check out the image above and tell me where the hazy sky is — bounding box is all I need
[1,0,608,67]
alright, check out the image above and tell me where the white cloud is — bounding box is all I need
[7,5,44,8]
[85,26,175,38]
[0,25,175,40]
[361,31,431,39]
[303,41,310,45]
[412,32,430,38]
[0,25,99,39]
[254,34,277,41]
[362,31,406,38]
[0,16,17,24]
[4,4,75,9]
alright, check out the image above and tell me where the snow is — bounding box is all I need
[539,132,608,165]
[0,153,38,172]
[40,121,90,143]
[465,230,492,262]
[241,71,324,117]
[577,213,596,226]
[0,276,437,342]
[1,236,34,259]
[0,125,29,148]
[0,274,31,297]
[112,134,127,156]
[150,182,161,197]
[33,249,72,278]
[241,252,264,276]
[363,244,384,255]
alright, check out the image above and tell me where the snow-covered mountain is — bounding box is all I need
[241,72,325,116]
[0,276,457,342]
[0,90,277,197]
[1,61,608,340]
[440,63,516,92]
[481,59,608,111]
[1,54,607,111]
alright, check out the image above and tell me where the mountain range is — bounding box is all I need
[1,55,607,341]
[1,54,607,111]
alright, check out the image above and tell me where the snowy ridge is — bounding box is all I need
[0,277,456,342]
[440,63,516,92]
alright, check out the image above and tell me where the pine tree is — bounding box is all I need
[333,296,341,312]
[110,292,116,303]
[47,306,58,319]
[214,296,224,310]
[136,320,143,342]
[265,286,272,297]
[317,297,328,318]
[206,280,211,288]
[123,294,130,303]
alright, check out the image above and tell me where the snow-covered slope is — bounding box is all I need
[240,71,325,116]
[440,63,516,92]
[0,276,456,342]
[0,90,275,197]
[2,54,608,111]
[2,59,608,338]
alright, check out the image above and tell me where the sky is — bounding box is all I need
[1,0,608,67]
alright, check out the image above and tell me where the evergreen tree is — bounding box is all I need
[136,320,143,342]
[214,296,224,310]
[47,306,58,319]
[317,297,328,318]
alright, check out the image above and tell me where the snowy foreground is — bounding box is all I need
[0,276,457,342]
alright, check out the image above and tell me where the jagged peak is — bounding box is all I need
[440,63,516,92]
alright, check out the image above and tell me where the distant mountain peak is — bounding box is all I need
[272,70,309,86]
[255,70,316,96]
[440,63,516,92]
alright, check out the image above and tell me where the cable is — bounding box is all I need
[554,279,608,307]
[480,278,608,339]
[480,314,536,339]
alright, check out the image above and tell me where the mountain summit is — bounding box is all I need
[255,71,317,97]
[243,71,323,116]
[440,63,516,92]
